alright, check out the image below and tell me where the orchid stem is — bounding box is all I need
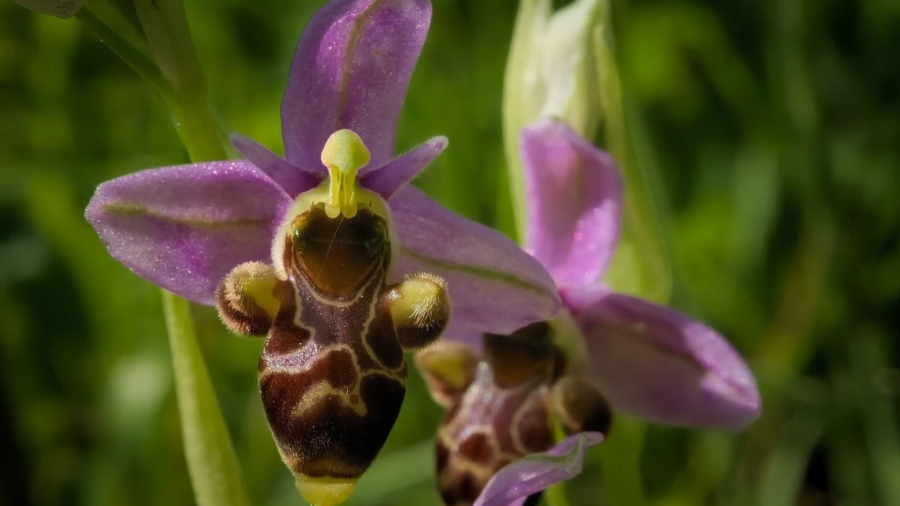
[543,478,573,506]
[543,415,573,506]
[162,292,251,506]
[76,8,170,94]
[149,19,247,506]
[80,1,248,505]
[599,417,645,506]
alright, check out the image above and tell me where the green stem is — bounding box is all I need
[543,417,573,506]
[76,8,171,93]
[146,4,244,502]
[164,90,226,162]
[162,292,251,506]
[80,1,246,505]
[154,54,245,506]
[134,0,226,162]
[599,417,645,506]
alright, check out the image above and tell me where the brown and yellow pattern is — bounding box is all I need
[418,323,611,506]
[218,204,450,505]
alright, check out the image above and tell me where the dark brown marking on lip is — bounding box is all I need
[438,470,484,506]
[436,438,451,472]
[458,433,495,466]
[285,207,389,297]
[363,292,405,369]
[257,283,308,366]
[254,198,452,487]
[261,366,405,479]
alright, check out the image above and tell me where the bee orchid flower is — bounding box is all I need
[418,119,761,506]
[85,1,559,504]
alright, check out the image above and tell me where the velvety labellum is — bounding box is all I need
[218,202,451,504]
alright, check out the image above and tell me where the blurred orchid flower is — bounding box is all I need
[86,0,558,504]
[504,0,606,238]
[505,0,674,304]
[521,120,760,429]
[419,119,761,506]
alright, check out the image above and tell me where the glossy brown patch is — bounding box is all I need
[484,322,552,388]
[286,207,388,297]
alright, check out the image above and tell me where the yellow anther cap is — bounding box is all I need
[320,129,371,219]
[296,476,357,506]
[321,129,371,174]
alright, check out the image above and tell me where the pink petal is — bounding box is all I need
[85,161,291,305]
[388,185,561,335]
[520,119,622,287]
[474,432,603,506]
[564,285,761,429]
[281,0,431,172]
[229,133,322,197]
[361,136,447,199]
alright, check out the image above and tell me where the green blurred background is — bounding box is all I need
[1,0,899,505]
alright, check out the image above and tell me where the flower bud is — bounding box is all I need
[504,0,607,143]
[503,0,610,238]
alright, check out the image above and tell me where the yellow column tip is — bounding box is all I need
[321,129,370,174]
[296,476,357,506]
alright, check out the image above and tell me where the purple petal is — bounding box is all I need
[230,133,322,197]
[281,0,431,172]
[474,432,603,506]
[520,119,622,287]
[439,329,485,351]
[85,161,291,305]
[563,285,761,429]
[360,136,447,199]
[388,186,561,335]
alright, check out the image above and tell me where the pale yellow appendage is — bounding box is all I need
[415,342,477,392]
[389,275,446,327]
[320,129,371,219]
[296,477,357,506]
[242,275,279,319]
